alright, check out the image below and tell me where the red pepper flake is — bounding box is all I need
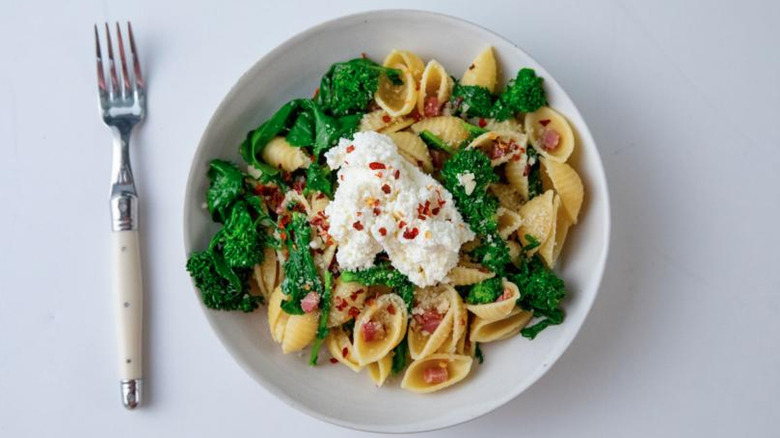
[316,192,326,200]
[478,118,487,128]
[348,306,360,318]
[431,207,440,216]
[342,347,349,358]
[398,220,406,229]
[382,114,392,123]
[329,358,339,364]
[375,172,383,178]
[381,184,391,194]
[279,231,288,241]
[393,169,400,180]
[387,304,396,315]
[373,207,381,216]
[378,227,387,236]
[369,162,386,170]
[438,199,446,207]
[416,159,424,168]
[403,227,419,239]
[352,221,364,231]
[373,199,381,207]
[539,119,551,126]
[349,291,358,301]
[346,145,355,153]
[365,297,376,307]
[512,154,522,161]
[313,87,320,99]
[340,175,345,181]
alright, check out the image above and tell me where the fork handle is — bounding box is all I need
[111,229,143,409]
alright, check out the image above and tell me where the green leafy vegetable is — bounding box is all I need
[286,109,315,147]
[451,82,494,118]
[474,343,484,364]
[316,58,402,117]
[206,160,246,223]
[391,337,409,375]
[523,234,541,252]
[470,231,511,275]
[466,277,503,304]
[281,212,324,315]
[221,201,267,269]
[419,130,457,155]
[491,68,547,121]
[510,256,566,339]
[239,99,306,174]
[303,162,334,198]
[186,250,260,313]
[441,149,499,235]
[309,271,334,366]
[526,146,542,198]
[340,262,415,310]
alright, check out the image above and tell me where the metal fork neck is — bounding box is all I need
[110,126,138,231]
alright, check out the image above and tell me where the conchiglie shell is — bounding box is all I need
[460,46,498,93]
[538,195,561,268]
[553,214,572,265]
[485,117,523,133]
[376,65,417,117]
[538,194,573,268]
[386,131,433,173]
[517,190,555,252]
[262,136,311,172]
[325,327,363,372]
[489,183,522,211]
[380,118,415,134]
[268,286,290,343]
[308,192,330,216]
[353,294,408,366]
[470,307,534,343]
[367,354,394,387]
[410,116,469,148]
[281,312,319,354]
[417,60,454,115]
[466,280,520,321]
[282,190,312,215]
[506,240,523,268]
[439,287,468,354]
[446,265,495,286]
[252,247,279,302]
[359,109,415,134]
[383,49,425,83]
[525,106,575,163]
[401,354,473,393]
[467,130,528,166]
[497,207,523,240]
[505,153,530,201]
[457,328,476,357]
[541,157,584,224]
[326,280,368,328]
[409,309,453,360]
[314,244,336,278]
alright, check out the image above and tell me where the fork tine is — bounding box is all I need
[115,22,132,97]
[94,25,107,98]
[127,22,144,91]
[104,23,120,97]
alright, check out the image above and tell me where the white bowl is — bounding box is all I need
[184,10,610,433]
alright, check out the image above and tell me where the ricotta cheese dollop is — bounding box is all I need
[324,131,475,287]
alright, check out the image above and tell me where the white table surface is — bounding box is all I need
[1,0,778,436]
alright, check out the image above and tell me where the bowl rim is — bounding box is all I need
[183,8,611,434]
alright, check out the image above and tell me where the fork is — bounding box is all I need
[94,22,146,410]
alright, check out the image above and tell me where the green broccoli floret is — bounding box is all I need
[526,147,543,199]
[470,231,511,275]
[450,82,494,118]
[186,251,259,312]
[491,68,547,121]
[221,201,266,269]
[206,160,246,223]
[280,212,324,315]
[316,58,402,117]
[441,149,499,235]
[466,277,503,304]
[510,256,566,339]
[340,262,414,310]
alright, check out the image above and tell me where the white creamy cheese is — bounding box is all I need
[324,132,475,287]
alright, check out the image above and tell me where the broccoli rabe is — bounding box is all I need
[186,250,260,312]
[441,149,499,235]
[340,262,415,310]
[316,58,402,117]
[466,277,503,304]
[221,201,267,269]
[206,160,246,223]
[281,212,324,315]
[391,337,409,375]
[470,231,511,275]
[526,146,543,199]
[474,343,484,364]
[309,271,334,366]
[450,82,494,118]
[491,68,547,121]
[510,256,566,339]
[419,130,457,155]
[303,162,334,199]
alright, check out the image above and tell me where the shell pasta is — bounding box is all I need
[186,46,586,393]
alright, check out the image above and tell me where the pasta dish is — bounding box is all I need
[186,47,584,393]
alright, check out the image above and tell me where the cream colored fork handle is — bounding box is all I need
[111,230,143,405]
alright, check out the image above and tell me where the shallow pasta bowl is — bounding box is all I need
[184,9,610,433]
